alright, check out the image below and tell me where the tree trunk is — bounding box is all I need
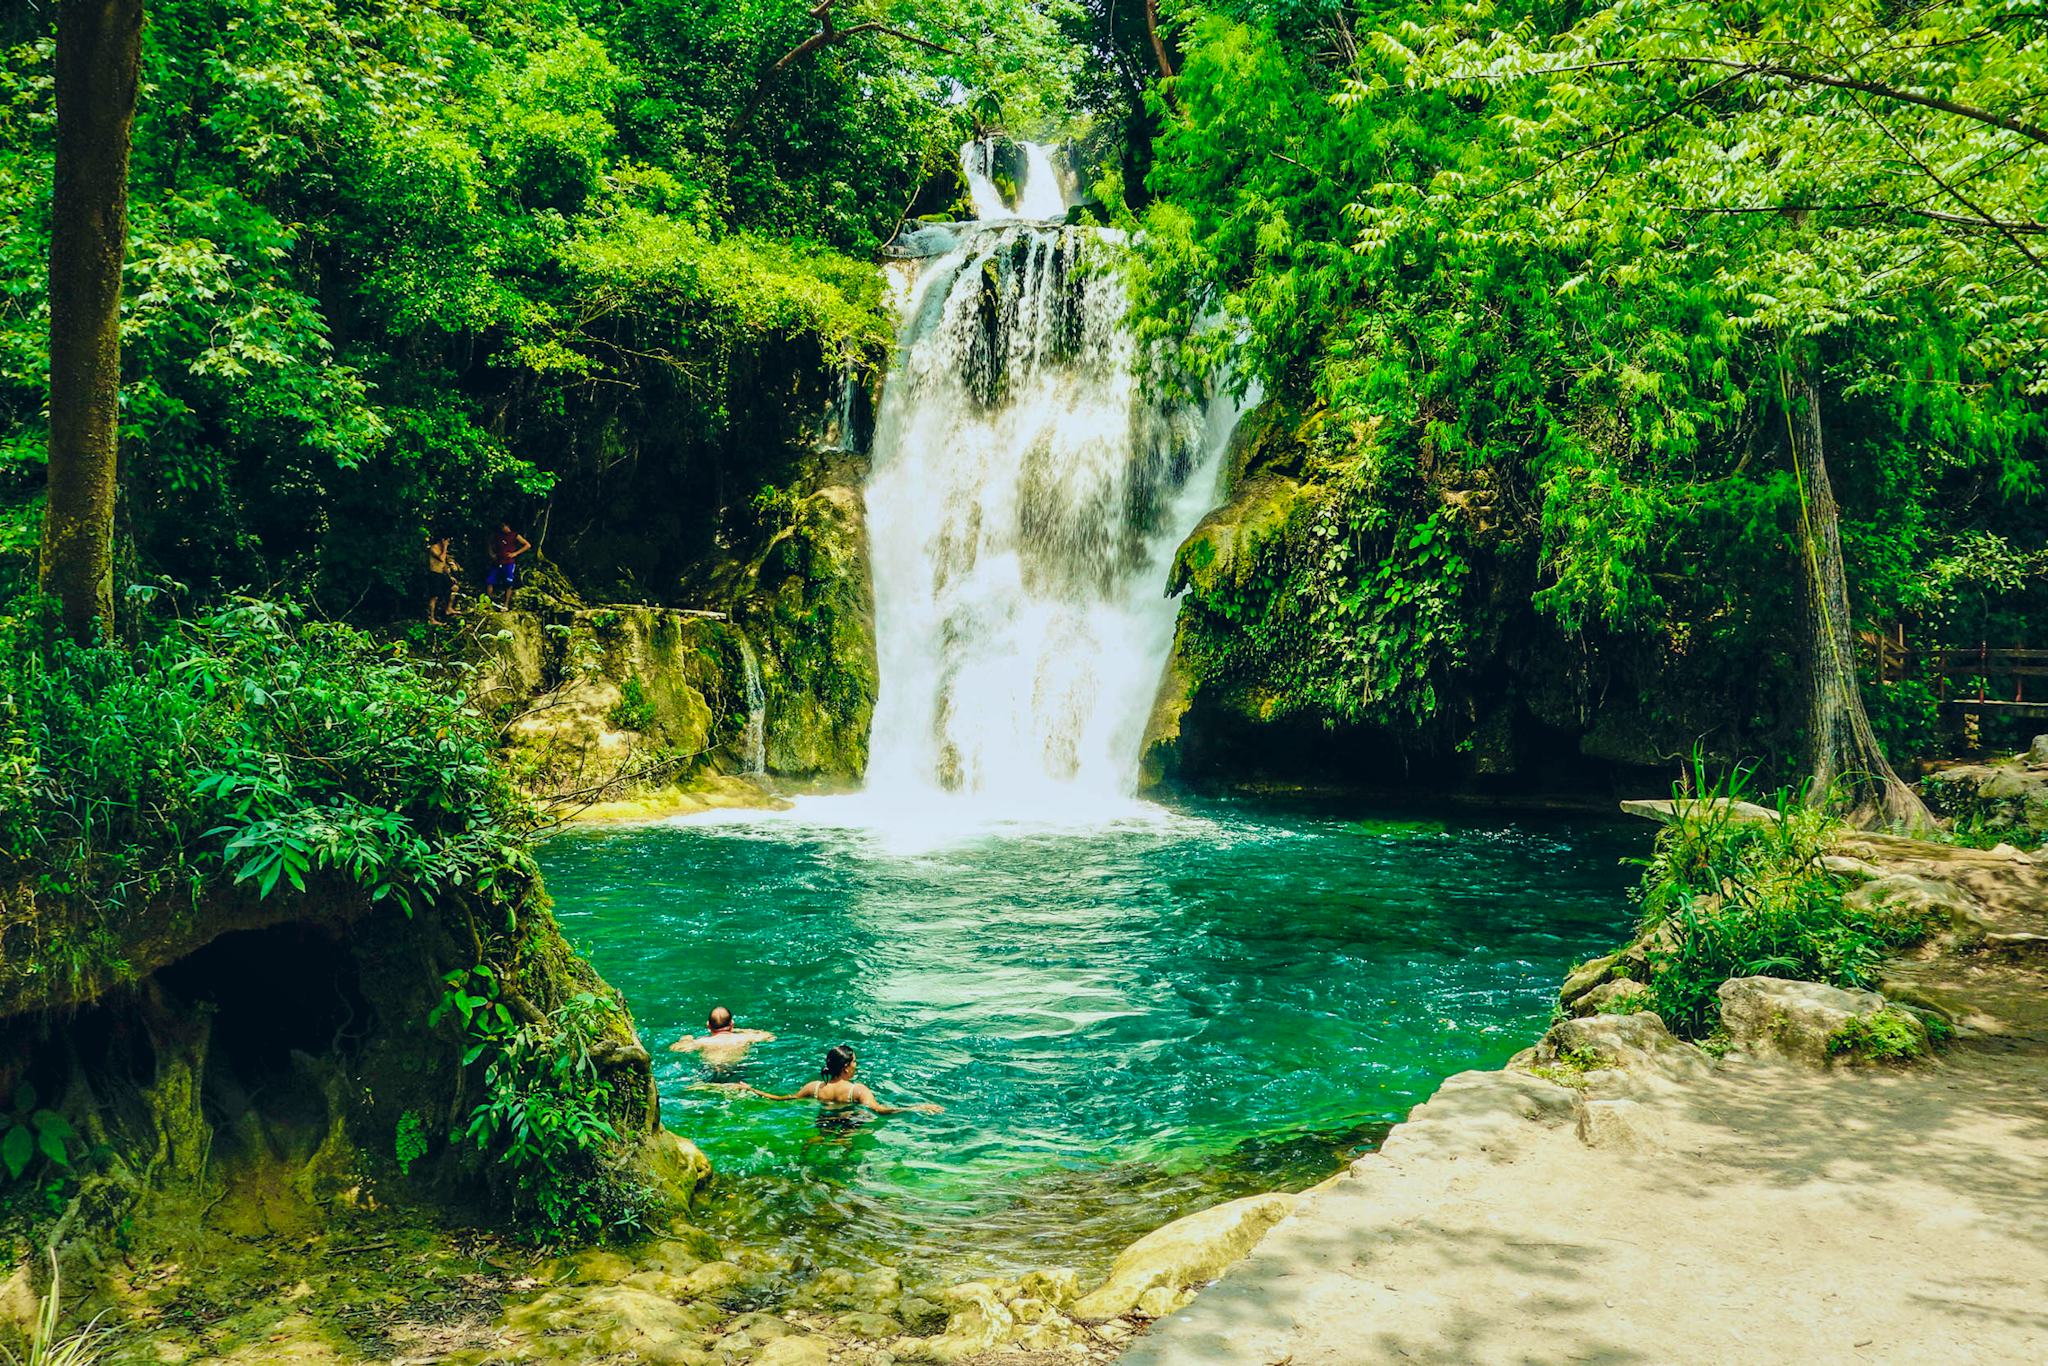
[1143,0,1176,83]
[1788,380,1935,831]
[44,0,143,641]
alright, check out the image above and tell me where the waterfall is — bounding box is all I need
[958,138,1069,222]
[860,145,1243,806]
[736,634,767,776]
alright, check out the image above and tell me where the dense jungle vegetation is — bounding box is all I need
[1130,0,2048,788]
[0,0,2044,1253]
[0,0,1081,609]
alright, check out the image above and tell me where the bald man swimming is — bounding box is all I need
[669,1006,775,1064]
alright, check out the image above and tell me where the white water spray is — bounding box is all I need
[857,143,1244,809]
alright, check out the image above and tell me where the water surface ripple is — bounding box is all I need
[537,797,1639,1281]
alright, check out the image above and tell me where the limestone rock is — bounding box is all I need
[752,1336,834,1366]
[472,608,547,704]
[1820,854,1886,881]
[1069,1192,1298,1320]
[1716,976,1910,1067]
[1381,1068,1580,1161]
[742,483,878,779]
[1569,978,1653,1018]
[1018,1266,1080,1308]
[1135,1284,1197,1318]
[1533,1011,1697,1076]
[678,1259,749,1300]
[726,1311,799,1343]
[1558,952,1621,1007]
[1844,873,1983,935]
[2030,734,2048,768]
[638,1128,714,1207]
[1921,760,2048,839]
[1575,1098,1666,1153]
[1137,639,1198,792]
[1620,797,1779,826]
[1016,1315,1091,1349]
[834,1311,905,1338]
[923,1282,1014,1359]
[514,1285,719,1366]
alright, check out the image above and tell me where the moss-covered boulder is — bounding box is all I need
[470,603,777,806]
[739,483,879,780]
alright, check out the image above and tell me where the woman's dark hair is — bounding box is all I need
[822,1045,856,1080]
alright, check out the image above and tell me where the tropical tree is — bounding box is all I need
[43,0,142,639]
[1133,0,2047,824]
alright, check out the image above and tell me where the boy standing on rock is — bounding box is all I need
[484,521,531,607]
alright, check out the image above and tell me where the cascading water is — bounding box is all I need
[735,634,767,777]
[860,143,1244,808]
[959,138,1069,221]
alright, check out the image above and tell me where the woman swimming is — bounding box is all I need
[735,1044,943,1115]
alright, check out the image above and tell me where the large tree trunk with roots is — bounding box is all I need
[1788,380,1935,832]
[43,0,143,641]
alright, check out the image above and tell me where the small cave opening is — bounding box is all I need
[155,924,375,1178]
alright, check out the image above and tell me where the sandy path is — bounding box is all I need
[1126,921,2048,1364]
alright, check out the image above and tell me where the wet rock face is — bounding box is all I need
[740,483,878,780]
[481,604,738,797]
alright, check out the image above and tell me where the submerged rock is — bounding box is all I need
[1069,1191,1298,1320]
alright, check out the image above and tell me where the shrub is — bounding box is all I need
[1629,755,1938,1038]
[432,966,654,1243]
[0,596,532,931]
[1825,1006,1934,1063]
[606,675,657,733]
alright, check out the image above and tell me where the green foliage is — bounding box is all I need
[1530,1045,1616,1090]
[434,966,650,1243]
[1825,1006,1934,1064]
[606,676,658,734]
[0,597,530,941]
[0,0,1070,609]
[1133,0,2047,766]
[1169,438,1477,734]
[394,1110,429,1177]
[1629,758,1937,1037]
[0,1085,73,1189]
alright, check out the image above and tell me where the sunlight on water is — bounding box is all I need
[540,798,1641,1284]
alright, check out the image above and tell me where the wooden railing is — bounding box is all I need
[1924,645,2048,708]
[1866,629,2046,707]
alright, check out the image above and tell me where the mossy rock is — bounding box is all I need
[741,484,878,780]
